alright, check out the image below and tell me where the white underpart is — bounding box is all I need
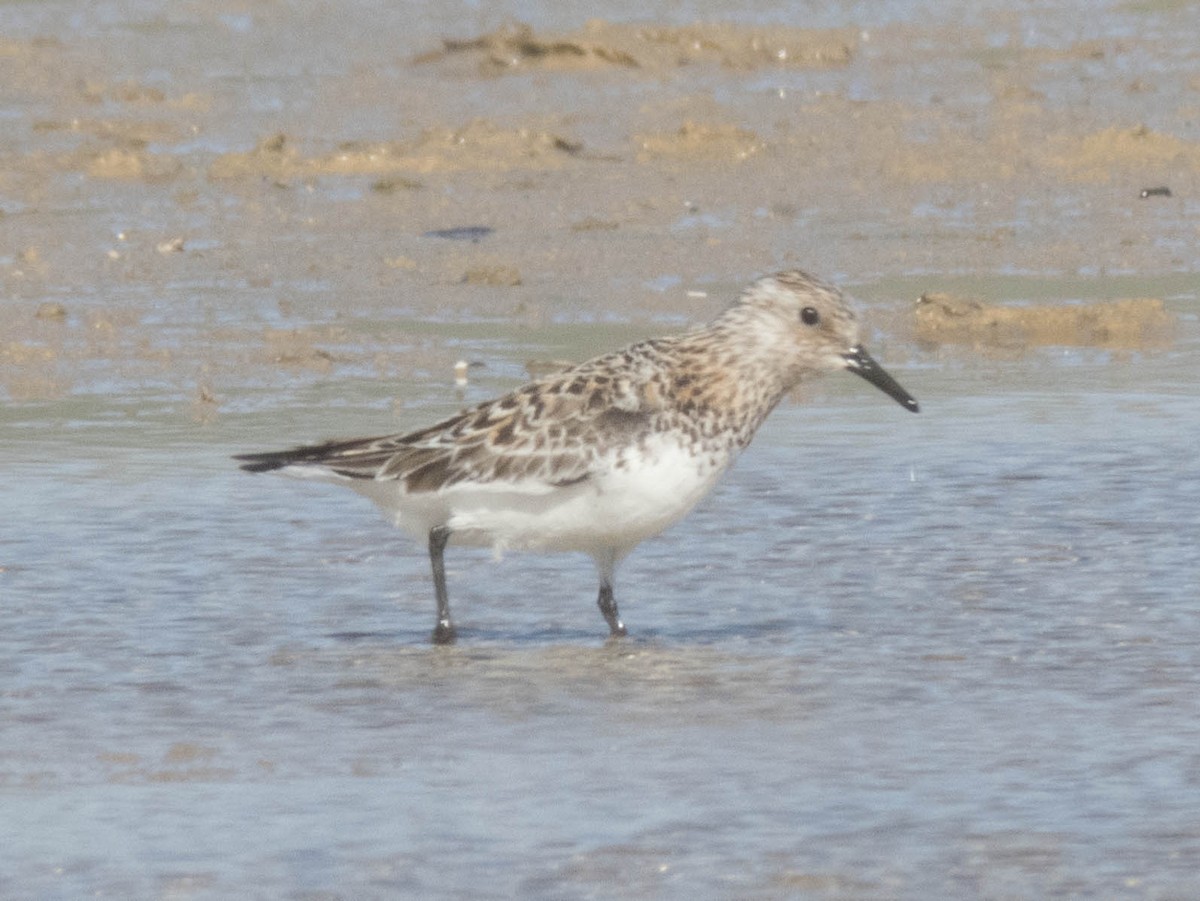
[278,431,735,563]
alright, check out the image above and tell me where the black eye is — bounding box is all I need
[800,307,820,326]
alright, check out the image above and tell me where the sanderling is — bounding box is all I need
[236,270,919,643]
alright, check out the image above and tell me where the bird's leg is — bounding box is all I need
[428,525,456,645]
[597,578,626,638]
[593,550,627,639]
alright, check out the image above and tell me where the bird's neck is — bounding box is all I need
[654,324,792,449]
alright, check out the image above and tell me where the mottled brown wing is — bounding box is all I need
[236,353,664,493]
[380,363,658,492]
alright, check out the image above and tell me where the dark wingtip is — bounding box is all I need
[233,450,295,473]
[233,436,393,478]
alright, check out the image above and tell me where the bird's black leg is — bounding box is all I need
[597,578,626,638]
[428,525,456,645]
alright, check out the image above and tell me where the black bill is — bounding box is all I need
[843,345,920,413]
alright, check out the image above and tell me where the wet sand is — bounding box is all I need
[3,2,1200,898]
[3,6,1198,406]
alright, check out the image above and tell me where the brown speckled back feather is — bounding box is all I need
[235,348,671,492]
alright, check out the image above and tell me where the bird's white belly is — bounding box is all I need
[361,438,734,556]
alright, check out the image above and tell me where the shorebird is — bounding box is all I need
[236,270,919,643]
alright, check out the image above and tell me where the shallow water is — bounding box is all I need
[5,0,1200,897]
[6,324,1200,898]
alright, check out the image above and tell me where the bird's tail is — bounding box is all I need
[233,448,301,473]
[233,434,403,479]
